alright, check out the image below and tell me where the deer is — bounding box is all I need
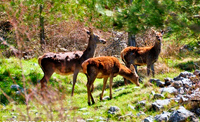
[81,56,140,105]
[121,29,164,84]
[38,28,106,96]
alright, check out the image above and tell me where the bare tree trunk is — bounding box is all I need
[128,32,136,46]
[128,0,136,47]
[39,4,45,51]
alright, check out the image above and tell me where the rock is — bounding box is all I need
[153,93,164,99]
[164,77,174,86]
[152,99,171,111]
[154,111,171,122]
[115,88,125,92]
[102,96,110,100]
[172,80,182,89]
[108,106,120,114]
[169,106,199,122]
[182,78,192,88]
[161,87,178,94]
[149,79,165,87]
[173,76,184,81]
[193,70,200,76]
[195,108,200,116]
[135,100,146,109]
[136,111,146,117]
[179,71,193,78]
[177,87,185,95]
[118,112,133,121]
[143,116,154,122]
[79,108,87,111]
[128,104,135,110]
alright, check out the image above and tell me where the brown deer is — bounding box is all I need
[38,28,106,96]
[121,29,164,83]
[81,56,139,105]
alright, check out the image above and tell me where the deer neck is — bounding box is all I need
[80,36,96,63]
[152,39,161,54]
[119,65,132,80]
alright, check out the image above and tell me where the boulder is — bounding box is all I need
[169,106,199,122]
[154,111,171,122]
[164,77,174,86]
[149,79,165,87]
[161,87,178,94]
[152,99,171,111]
[108,106,120,114]
[153,93,164,99]
[143,116,154,122]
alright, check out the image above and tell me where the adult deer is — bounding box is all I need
[38,28,106,96]
[81,56,139,105]
[121,29,164,83]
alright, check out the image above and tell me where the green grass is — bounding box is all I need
[0,56,199,121]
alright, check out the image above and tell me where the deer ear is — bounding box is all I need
[151,28,156,34]
[161,30,164,35]
[89,27,93,34]
[130,64,136,73]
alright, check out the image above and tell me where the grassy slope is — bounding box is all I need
[0,56,199,121]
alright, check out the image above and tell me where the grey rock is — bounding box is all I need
[149,79,165,87]
[153,93,164,99]
[154,111,171,122]
[195,108,200,116]
[173,76,184,81]
[177,87,185,95]
[137,111,146,117]
[172,80,182,89]
[164,77,174,86]
[169,106,199,122]
[152,99,171,111]
[181,78,192,88]
[108,106,120,114]
[193,70,200,76]
[135,100,146,108]
[143,116,154,122]
[128,104,135,110]
[102,96,110,100]
[179,71,193,78]
[161,87,178,94]
[114,88,125,92]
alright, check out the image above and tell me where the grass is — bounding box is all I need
[0,56,199,121]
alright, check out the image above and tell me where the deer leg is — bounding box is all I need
[151,64,155,77]
[109,74,114,99]
[124,63,131,85]
[87,72,97,105]
[100,77,108,101]
[40,70,54,90]
[71,69,79,96]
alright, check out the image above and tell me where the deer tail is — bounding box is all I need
[81,62,88,74]
[121,50,127,64]
[38,56,43,68]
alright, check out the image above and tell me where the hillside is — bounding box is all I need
[0,0,200,121]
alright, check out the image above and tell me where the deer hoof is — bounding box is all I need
[88,102,91,106]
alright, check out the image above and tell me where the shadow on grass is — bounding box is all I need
[175,60,200,71]
[94,79,126,91]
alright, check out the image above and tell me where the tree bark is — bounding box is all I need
[39,4,45,50]
[128,32,136,46]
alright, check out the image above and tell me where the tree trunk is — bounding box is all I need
[39,4,45,51]
[128,32,136,46]
[128,0,136,47]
